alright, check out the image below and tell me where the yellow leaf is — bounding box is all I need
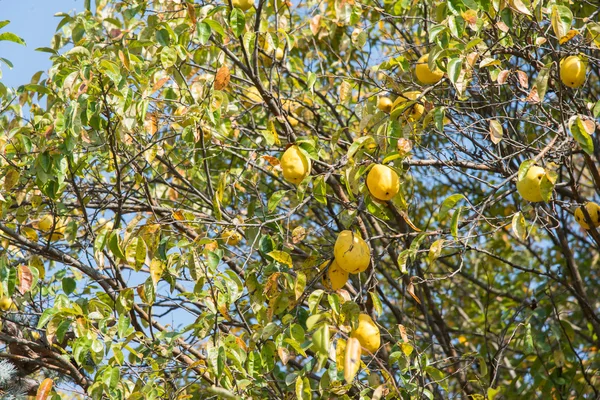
[3,169,20,191]
[344,337,361,383]
[508,0,532,16]
[268,250,292,267]
[339,81,352,102]
[21,226,39,241]
[150,259,165,287]
[399,210,421,232]
[36,378,54,400]
[336,338,346,367]
[559,29,579,44]
[291,226,306,244]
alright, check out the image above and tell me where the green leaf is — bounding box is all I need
[533,64,551,102]
[569,116,594,155]
[488,387,501,400]
[540,173,556,202]
[108,231,126,260]
[425,366,448,391]
[347,135,374,160]
[429,25,447,42]
[229,8,246,37]
[99,60,122,86]
[37,308,58,329]
[268,190,287,212]
[518,159,535,181]
[451,206,461,238]
[294,272,306,300]
[369,291,383,316]
[196,22,211,44]
[550,5,572,41]
[447,58,462,84]
[62,277,76,295]
[428,239,444,265]
[116,288,134,315]
[313,175,327,204]
[438,194,465,222]
[593,101,600,119]
[160,46,178,68]
[0,21,10,30]
[205,19,225,38]
[0,32,25,45]
[312,323,330,355]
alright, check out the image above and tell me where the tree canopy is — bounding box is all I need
[0,0,600,398]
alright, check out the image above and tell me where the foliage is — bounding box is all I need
[0,0,599,398]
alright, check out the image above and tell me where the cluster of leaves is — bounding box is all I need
[0,0,599,399]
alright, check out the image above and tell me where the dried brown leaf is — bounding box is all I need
[214,65,230,91]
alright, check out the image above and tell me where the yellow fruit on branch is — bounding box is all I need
[574,202,600,230]
[280,145,311,185]
[366,164,400,201]
[392,91,424,121]
[333,230,370,274]
[350,313,380,353]
[0,297,13,311]
[377,96,393,113]
[415,53,444,85]
[560,55,587,88]
[232,0,254,11]
[516,165,545,203]
[222,229,243,246]
[321,259,349,290]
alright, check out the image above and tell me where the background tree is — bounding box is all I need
[0,0,599,398]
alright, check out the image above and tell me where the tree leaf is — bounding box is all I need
[512,212,527,241]
[509,0,532,16]
[533,64,551,102]
[36,378,54,400]
[196,22,211,44]
[451,206,461,238]
[268,190,287,212]
[550,5,572,41]
[3,168,20,191]
[0,32,25,45]
[569,116,594,155]
[108,231,126,260]
[489,119,503,144]
[267,250,292,268]
[313,175,327,204]
[214,64,230,90]
[344,337,361,383]
[150,258,165,287]
[447,58,463,84]
[428,239,444,265]
[229,8,246,37]
[438,194,465,222]
[518,160,535,181]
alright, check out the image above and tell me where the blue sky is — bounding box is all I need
[0,0,82,88]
